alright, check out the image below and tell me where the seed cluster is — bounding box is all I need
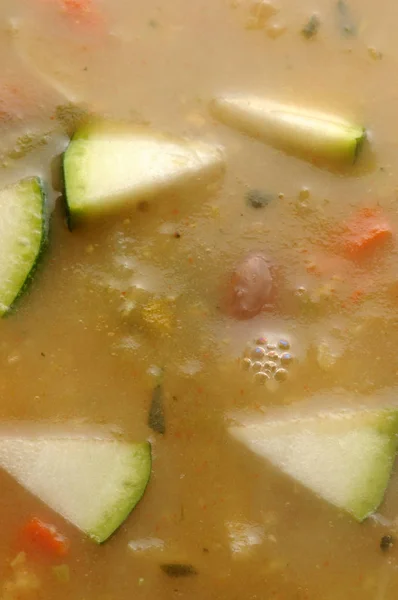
[241,336,294,384]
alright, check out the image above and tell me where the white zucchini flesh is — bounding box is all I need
[0,177,46,316]
[64,122,224,221]
[212,95,365,165]
[230,408,398,521]
[0,436,152,543]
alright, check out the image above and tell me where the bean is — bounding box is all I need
[226,253,272,319]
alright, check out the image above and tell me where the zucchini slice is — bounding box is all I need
[0,177,46,316]
[230,407,398,521]
[0,435,152,543]
[63,122,224,224]
[212,95,365,166]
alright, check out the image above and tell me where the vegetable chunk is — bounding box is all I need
[21,518,69,557]
[0,177,46,316]
[0,436,151,543]
[225,252,273,319]
[341,208,392,258]
[230,407,398,521]
[211,95,365,167]
[63,122,224,224]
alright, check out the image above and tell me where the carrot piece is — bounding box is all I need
[39,0,104,27]
[62,0,104,26]
[63,0,90,8]
[21,518,69,558]
[342,208,392,257]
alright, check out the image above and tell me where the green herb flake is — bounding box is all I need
[52,564,70,584]
[301,14,320,39]
[368,46,383,60]
[148,384,166,434]
[336,0,357,37]
[380,534,394,551]
[160,563,198,578]
[246,189,275,209]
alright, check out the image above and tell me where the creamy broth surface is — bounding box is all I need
[0,1,398,599]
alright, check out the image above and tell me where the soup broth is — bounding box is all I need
[1,0,398,599]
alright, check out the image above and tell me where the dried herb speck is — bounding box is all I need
[161,564,198,578]
[301,14,320,39]
[380,534,394,552]
[336,0,357,37]
[55,103,91,137]
[148,384,165,434]
[7,132,49,160]
[246,189,275,209]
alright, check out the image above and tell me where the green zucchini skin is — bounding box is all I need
[0,177,48,317]
[63,121,225,228]
[0,435,152,544]
[212,95,366,168]
[61,150,74,232]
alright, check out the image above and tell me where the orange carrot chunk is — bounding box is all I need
[62,0,104,25]
[21,518,70,557]
[342,208,392,257]
[40,0,104,27]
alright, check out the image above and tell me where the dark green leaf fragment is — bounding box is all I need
[55,103,91,136]
[380,534,394,551]
[160,564,198,577]
[336,1,357,37]
[246,189,275,209]
[301,14,320,39]
[148,384,165,434]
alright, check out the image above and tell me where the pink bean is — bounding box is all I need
[225,252,273,319]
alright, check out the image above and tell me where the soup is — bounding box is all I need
[1,0,398,598]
